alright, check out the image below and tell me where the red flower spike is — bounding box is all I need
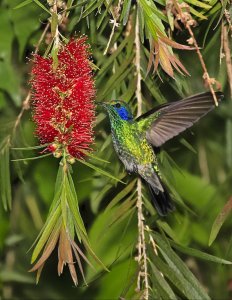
[31,37,96,159]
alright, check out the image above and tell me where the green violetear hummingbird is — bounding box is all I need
[100,91,223,216]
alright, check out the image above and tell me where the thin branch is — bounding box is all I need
[35,23,50,55]
[222,24,232,97]
[104,0,123,55]
[224,9,232,33]
[173,0,219,106]
[220,22,224,65]
[135,10,149,300]
[136,179,149,300]
[51,0,60,52]
[146,225,158,256]
[135,11,142,117]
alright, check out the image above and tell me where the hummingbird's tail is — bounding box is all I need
[148,183,174,216]
[138,164,174,216]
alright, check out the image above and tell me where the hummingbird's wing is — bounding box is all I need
[136,91,224,147]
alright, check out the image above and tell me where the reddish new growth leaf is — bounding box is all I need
[148,32,192,78]
[31,37,95,160]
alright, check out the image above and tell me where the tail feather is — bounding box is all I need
[148,183,175,216]
[138,163,174,216]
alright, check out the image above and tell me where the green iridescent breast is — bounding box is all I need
[111,119,155,165]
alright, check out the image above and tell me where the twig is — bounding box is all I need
[220,23,224,65]
[104,0,123,55]
[135,11,142,117]
[136,179,149,300]
[224,9,232,33]
[222,24,232,96]
[173,0,219,106]
[35,23,50,55]
[135,10,149,300]
[51,0,60,52]
[146,225,158,256]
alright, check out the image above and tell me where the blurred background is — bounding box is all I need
[0,0,232,299]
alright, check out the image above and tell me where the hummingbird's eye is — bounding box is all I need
[115,103,121,108]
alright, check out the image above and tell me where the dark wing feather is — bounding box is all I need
[137,92,224,147]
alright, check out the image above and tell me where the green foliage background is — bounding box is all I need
[0,0,232,299]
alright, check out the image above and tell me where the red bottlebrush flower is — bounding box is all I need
[31,37,95,159]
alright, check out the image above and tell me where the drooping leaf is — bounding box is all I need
[0,138,12,210]
[105,179,136,212]
[13,0,33,9]
[153,232,211,299]
[76,158,125,184]
[169,239,232,264]
[149,260,178,300]
[209,197,232,246]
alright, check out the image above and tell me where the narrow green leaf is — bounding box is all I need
[169,239,232,264]
[185,0,211,9]
[179,138,197,154]
[97,36,131,76]
[149,260,178,300]
[11,153,52,162]
[152,255,201,299]
[66,171,87,235]
[0,139,12,210]
[33,0,51,14]
[209,197,232,246]
[28,198,61,253]
[54,164,63,194]
[11,143,50,151]
[61,176,68,228]
[31,205,61,263]
[30,219,61,276]
[82,239,109,272]
[81,151,110,164]
[98,53,134,97]
[157,220,178,242]
[60,1,88,13]
[13,0,33,9]
[109,206,136,229]
[82,0,104,18]
[108,199,136,227]
[189,6,208,19]
[153,233,210,299]
[214,0,228,28]
[121,0,132,25]
[4,144,11,210]
[100,64,134,99]
[76,158,125,184]
[105,179,136,212]
[96,0,114,29]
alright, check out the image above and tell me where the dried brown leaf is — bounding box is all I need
[147,40,155,75]
[29,225,60,272]
[159,44,174,78]
[170,53,190,75]
[58,226,77,285]
[72,243,86,286]
[153,42,160,73]
[159,34,194,50]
